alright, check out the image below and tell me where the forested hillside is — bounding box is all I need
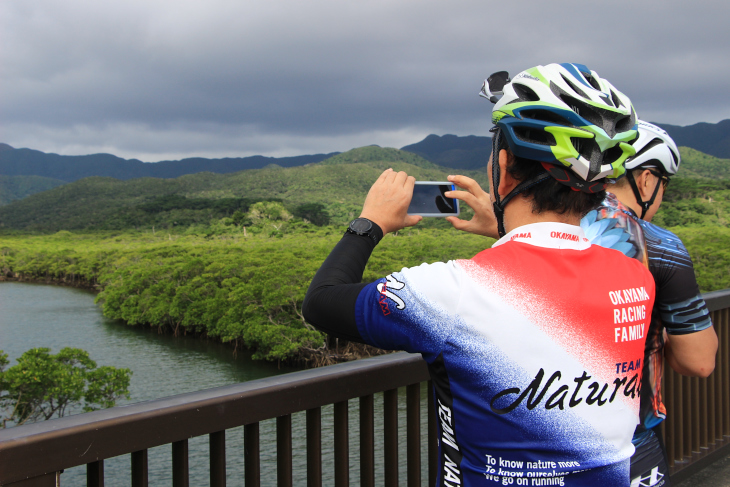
[0,175,67,206]
[0,147,487,231]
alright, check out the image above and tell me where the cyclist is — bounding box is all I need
[304,63,655,486]
[581,121,717,487]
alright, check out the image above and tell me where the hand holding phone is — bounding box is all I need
[360,169,422,234]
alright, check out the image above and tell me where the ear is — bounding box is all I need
[497,149,519,197]
[635,169,656,199]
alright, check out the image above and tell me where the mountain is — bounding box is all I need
[321,145,442,169]
[0,147,486,232]
[655,119,730,159]
[0,145,339,182]
[401,134,491,170]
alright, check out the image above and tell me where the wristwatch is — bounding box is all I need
[346,218,383,245]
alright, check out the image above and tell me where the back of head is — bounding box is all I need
[481,63,640,235]
[613,120,679,218]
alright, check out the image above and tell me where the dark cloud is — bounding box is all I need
[1,0,727,160]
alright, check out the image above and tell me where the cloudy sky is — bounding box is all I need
[2,0,727,162]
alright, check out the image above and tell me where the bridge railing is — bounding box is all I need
[663,288,730,479]
[1,289,729,486]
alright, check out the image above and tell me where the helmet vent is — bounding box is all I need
[521,109,573,127]
[556,89,633,138]
[560,74,588,99]
[515,127,556,146]
[583,72,601,91]
[670,148,679,166]
[512,83,540,102]
[633,138,664,160]
[615,115,632,133]
[602,144,624,165]
[559,93,604,130]
[610,90,623,108]
[571,137,603,180]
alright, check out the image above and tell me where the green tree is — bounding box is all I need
[0,348,131,428]
[293,203,330,226]
[248,201,293,224]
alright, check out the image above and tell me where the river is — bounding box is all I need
[0,282,428,486]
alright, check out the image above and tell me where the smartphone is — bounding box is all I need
[408,181,459,217]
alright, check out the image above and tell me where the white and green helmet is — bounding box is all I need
[491,63,639,192]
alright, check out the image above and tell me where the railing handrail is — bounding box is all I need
[0,352,429,484]
[703,288,730,312]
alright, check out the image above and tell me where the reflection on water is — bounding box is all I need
[0,281,296,403]
[0,282,428,486]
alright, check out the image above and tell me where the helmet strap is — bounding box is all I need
[491,130,507,237]
[626,170,662,220]
[491,128,550,238]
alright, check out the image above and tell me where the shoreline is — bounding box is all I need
[0,275,388,367]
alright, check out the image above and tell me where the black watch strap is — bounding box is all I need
[346,218,383,245]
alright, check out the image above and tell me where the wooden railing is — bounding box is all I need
[663,288,730,479]
[1,289,728,486]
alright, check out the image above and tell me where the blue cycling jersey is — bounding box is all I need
[581,193,712,430]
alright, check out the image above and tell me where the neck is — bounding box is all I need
[501,194,581,234]
[607,186,643,219]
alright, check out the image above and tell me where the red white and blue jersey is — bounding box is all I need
[355,222,655,486]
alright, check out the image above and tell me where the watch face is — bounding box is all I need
[350,218,372,233]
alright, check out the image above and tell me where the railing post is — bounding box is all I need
[383,388,398,487]
[675,374,685,464]
[665,368,675,468]
[334,401,349,487]
[131,450,148,487]
[172,439,189,487]
[722,309,730,438]
[87,460,104,487]
[406,383,421,487]
[712,310,723,443]
[277,415,292,487]
[682,375,692,460]
[307,408,322,487]
[691,378,701,454]
[428,381,438,487]
[360,395,375,487]
[245,423,260,487]
[210,430,226,487]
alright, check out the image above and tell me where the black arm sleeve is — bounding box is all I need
[302,231,380,342]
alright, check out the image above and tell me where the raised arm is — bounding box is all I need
[303,168,421,341]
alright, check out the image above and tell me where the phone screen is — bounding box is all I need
[408,182,459,216]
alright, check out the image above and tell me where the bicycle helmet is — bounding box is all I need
[481,63,640,237]
[624,120,680,219]
[625,120,680,175]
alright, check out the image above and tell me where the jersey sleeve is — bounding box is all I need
[644,223,712,335]
[354,261,464,361]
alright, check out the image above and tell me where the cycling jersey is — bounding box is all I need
[348,222,656,486]
[581,193,713,430]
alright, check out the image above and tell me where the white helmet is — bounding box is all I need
[625,120,680,176]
